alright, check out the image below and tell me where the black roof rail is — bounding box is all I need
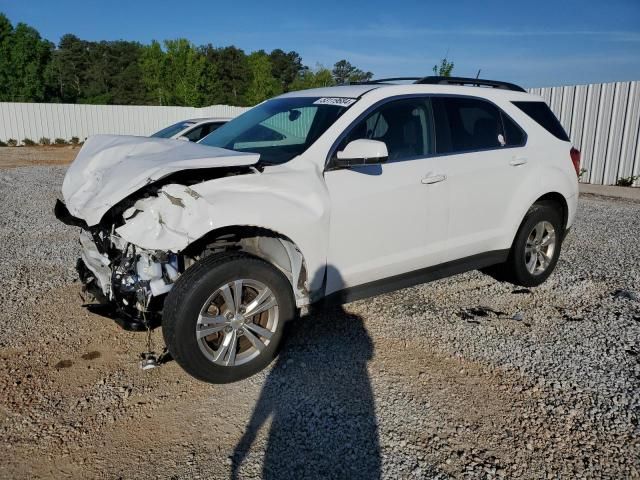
[348,77,423,85]
[415,76,526,92]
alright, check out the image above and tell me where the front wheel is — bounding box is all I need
[503,201,564,287]
[162,252,295,383]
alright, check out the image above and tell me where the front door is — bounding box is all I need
[324,97,449,295]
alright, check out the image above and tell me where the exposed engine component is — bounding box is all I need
[111,244,180,313]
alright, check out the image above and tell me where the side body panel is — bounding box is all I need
[323,158,448,293]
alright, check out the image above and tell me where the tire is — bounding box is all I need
[502,201,564,287]
[162,252,295,384]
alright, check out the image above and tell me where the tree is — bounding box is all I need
[289,64,336,91]
[45,34,90,103]
[0,13,14,99]
[0,20,52,102]
[140,40,166,105]
[332,59,372,84]
[432,57,454,77]
[163,39,207,106]
[201,45,250,105]
[106,41,147,105]
[0,13,380,105]
[246,51,281,105]
[268,49,305,92]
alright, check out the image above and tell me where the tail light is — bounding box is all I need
[570,147,581,176]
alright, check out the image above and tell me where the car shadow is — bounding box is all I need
[230,304,381,479]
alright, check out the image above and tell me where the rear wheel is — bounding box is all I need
[163,252,295,383]
[502,201,564,287]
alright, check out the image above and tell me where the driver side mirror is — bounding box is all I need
[334,139,388,168]
[176,135,191,142]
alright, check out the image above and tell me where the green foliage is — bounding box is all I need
[289,65,336,91]
[7,138,17,146]
[45,34,147,104]
[22,137,36,146]
[160,39,207,106]
[70,136,80,145]
[332,60,373,84]
[39,137,50,145]
[0,140,7,147]
[432,57,455,77]
[578,168,588,180]
[269,49,305,92]
[201,45,251,105]
[140,40,166,105]
[246,51,282,104]
[54,137,67,145]
[0,14,53,102]
[616,175,639,187]
[0,12,380,106]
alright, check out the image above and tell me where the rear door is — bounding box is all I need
[430,96,528,261]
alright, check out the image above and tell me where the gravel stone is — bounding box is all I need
[0,165,639,479]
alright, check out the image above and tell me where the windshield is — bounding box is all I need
[199,97,355,164]
[151,121,195,138]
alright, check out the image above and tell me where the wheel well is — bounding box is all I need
[182,226,309,306]
[534,192,568,231]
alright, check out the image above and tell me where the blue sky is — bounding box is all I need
[2,0,639,88]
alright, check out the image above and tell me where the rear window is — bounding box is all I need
[512,101,569,141]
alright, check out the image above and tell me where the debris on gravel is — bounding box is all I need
[0,165,639,479]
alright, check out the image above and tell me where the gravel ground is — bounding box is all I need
[0,146,78,169]
[0,165,639,479]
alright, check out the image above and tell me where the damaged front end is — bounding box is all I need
[56,199,183,330]
[53,134,265,330]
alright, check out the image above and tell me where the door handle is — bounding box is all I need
[509,157,528,166]
[421,174,447,184]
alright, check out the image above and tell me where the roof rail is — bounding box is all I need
[415,76,526,92]
[349,77,423,85]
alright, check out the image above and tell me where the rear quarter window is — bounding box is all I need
[501,113,526,146]
[512,101,569,141]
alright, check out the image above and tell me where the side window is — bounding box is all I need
[432,97,504,154]
[501,113,526,146]
[339,98,433,162]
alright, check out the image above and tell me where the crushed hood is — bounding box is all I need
[61,134,259,226]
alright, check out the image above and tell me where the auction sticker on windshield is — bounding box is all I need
[313,97,357,107]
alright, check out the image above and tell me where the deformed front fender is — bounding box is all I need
[115,167,330,293]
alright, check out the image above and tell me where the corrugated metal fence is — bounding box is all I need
[1,80,639,186]
[0,103,249,142]
[529,81,640,186]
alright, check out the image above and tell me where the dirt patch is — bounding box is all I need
[0,146,78,169]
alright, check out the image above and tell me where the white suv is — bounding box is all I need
[56,76,580,383]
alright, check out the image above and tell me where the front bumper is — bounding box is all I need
[79,229,112,297]
[56,199,175,330]
[76,257,149,331]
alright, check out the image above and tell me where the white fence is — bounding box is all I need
[530,81,640,186]
[1,80,639,186]
[0,103,249,142]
